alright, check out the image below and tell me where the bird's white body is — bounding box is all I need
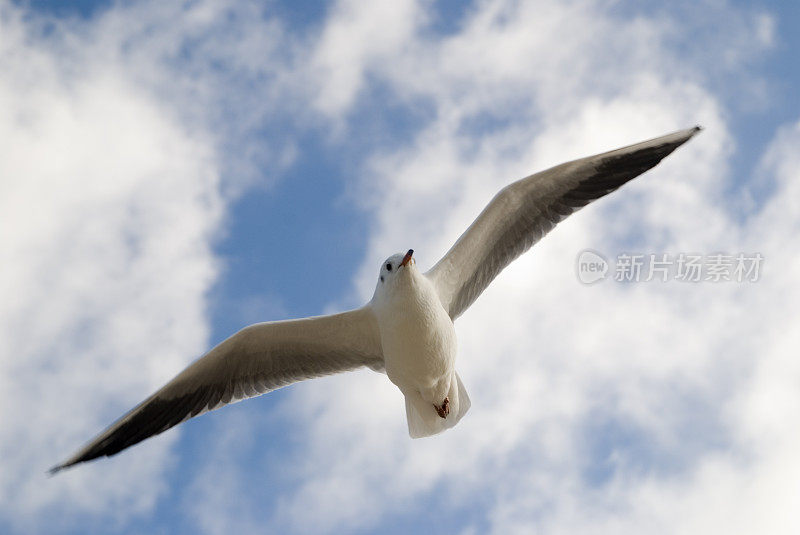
[370,255,470,437]
[372,257,455,399]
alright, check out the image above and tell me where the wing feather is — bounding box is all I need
[427,127,702,319]
[50,306,382,473]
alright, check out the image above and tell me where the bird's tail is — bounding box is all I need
[405,372,471,438]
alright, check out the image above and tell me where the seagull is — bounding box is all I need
[50,126,701,473]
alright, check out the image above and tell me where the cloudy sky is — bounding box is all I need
[1,0,799,533]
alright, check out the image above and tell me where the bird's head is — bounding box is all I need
[372,249,415,302]
[379,249,414,282]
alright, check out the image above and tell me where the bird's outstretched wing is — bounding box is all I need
[427,127,701,320]
[50,307,382,473]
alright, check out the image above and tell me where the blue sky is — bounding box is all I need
[2,1,800,534]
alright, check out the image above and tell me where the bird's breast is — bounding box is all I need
[378,280,457,394]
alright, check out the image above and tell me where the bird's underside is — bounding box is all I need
[50,126,701,474]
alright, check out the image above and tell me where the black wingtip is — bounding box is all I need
[47,464,65,477]
[679,125,702,140]
[676,125,702,144]
[47,458,79,476]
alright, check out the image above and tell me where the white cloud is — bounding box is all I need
[0,0,302,529]
[81,0,303,192]
[0,1,228,525]
[180,411,265,535]
[310,0,425,117]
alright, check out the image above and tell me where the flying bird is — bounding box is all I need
[50,126,701,473]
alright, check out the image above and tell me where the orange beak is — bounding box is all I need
[400,249,414,267]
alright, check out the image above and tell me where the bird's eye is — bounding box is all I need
[386,263,392,271]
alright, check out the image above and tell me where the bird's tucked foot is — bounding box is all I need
[435,397,450,419]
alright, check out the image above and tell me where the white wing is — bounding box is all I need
[51,307,382,472]
[427,127,701,319]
